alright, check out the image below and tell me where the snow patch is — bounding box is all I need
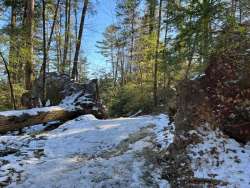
[188,127,250,188]
[0,114,174,187]
[0,106,64,117]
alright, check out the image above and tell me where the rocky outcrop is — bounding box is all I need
[20,72,105,113]
[25,73,99,106]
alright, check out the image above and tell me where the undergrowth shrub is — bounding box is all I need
[108,83,153,117]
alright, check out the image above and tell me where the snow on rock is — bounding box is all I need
[188,126,250,188]
[0,114,173,188]
[191,73,206,80]
[58,92,82,111]
[0,91,81,117]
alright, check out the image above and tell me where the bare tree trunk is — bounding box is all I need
[148,0,156,34]
[153,0,163,107]
[56,19,61,72]
[129,10,135,74]
[57,5,63,69]
[120,46,125,86]
[114,48,119,86]
[111,47,115,81]
[239,0,242,23]
[0,52,16,110]
[24,0,34,90]
[163,1,169,93]
[71,0,89,81]
[48,0,60,52]
[69,35,73,75]
[74,0,78,40]
[72,0,78,75]
[56,39,60,72]
[202,0,210,64]
[41,0,47,107]
[9,0,17,83]
[61,0,71,73]
[39,0,61,76]
[231,0,236,18]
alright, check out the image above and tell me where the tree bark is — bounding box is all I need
[0,52,16,110]
[61,0,71,73]
[0,107,80,133]
[9,0,17,83]
[129,9,135,74]
[39,0,61,75]
[153,0,163,107]
[56,5,63,72]
[48,0,61,52]
[0,102,106,133]
[24,0,34,90]
[71,0,89,81]
[42,0,47,107]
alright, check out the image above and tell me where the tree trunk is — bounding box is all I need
[48,0,61,53]
[148,0,156,34]
[42,0,47,107]
[56,5,63,71]
[153,0,163,107]
[61,0,71,73]
[24,0,34,90]
[0,107,82,133]
[0,52,16,110]
[114,48,119,86]
[202,0,210,64]
[120,46,125,86]
[129,10,135,74]
[239,0,242,23]
[71,0,89,81]
[9,0,17,83]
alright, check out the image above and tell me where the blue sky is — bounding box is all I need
[0,1,116,78]
[83,0,117,78]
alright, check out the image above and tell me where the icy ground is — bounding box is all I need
[188,125,250,188]
[0,114,174,188]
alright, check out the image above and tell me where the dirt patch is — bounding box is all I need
[160,129,228,187]
[100,124,155,159]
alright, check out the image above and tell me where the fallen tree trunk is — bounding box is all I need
[0,78,107,133]
[0,106,80,133]
[0,92,107,133]
[0,104,106,133]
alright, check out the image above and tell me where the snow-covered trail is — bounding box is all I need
[0,114,174,188]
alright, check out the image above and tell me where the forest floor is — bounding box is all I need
[0,114,174,188]
[0,114,250,188]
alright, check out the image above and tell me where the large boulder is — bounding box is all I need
[31,73,98,105]
[21,73,107,118]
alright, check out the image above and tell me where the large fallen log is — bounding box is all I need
[0,105,106,133]
[0,106,79,133]
[0,89,107,133]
